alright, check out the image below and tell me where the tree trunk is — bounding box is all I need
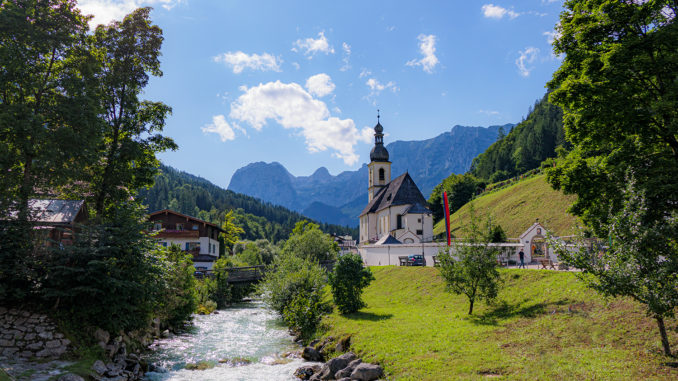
[468,299,474,315]
[656,316,672,357]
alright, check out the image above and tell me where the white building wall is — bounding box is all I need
[359,242,530,267]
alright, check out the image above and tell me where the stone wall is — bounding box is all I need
[0,307,71,359]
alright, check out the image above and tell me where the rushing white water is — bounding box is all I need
[144,301,317,381]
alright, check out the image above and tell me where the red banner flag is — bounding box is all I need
[443,191,451,246]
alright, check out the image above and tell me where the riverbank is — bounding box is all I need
[144,301,317,380]
[320,267,678,380]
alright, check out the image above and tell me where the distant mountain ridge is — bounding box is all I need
[228,124,513,226]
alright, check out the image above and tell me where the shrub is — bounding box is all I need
[155,244,198,329]
[329,254,374,314]
[258,255,329,340]
[41,203,165,333]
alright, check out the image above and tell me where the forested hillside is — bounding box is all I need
[470,94,566,182]
[140,165,357,242]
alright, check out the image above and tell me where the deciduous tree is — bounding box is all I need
[437,205,501,315]
[546,0,678,356]
[90,7,176,217]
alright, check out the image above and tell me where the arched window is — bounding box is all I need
[379,168,385,181]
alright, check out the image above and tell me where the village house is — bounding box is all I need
[4,199,88,248]
[148,209,224,270]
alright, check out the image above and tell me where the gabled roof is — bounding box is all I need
[375,234,402,245]
[519,222,548,239]
[360,172,430,216]
[149,209,224,232]
[403,203,432,215]
[6,199,86,225]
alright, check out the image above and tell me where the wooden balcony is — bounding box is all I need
[155,229,200,239]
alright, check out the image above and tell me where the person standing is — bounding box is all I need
[518,249,525,269]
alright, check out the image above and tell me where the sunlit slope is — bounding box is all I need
[434,174,580,238]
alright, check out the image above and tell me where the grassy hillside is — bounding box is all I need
[320,267,678,380]
[434,174,579,238]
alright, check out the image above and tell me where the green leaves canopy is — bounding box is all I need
[547,0,678,234]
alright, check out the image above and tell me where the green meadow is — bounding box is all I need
[321,266,678,380]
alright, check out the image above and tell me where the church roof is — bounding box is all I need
[359,172,430,216]
[374,234,402,245]
[403,203,432,215]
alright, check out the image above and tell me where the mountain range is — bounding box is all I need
[227,124,513,226]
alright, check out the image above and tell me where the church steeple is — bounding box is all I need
[370,110,389,162]
[367,111,392,201]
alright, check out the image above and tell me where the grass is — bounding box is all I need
[433,174,580,238]
[320,267,678,380]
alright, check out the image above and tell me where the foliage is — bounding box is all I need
[545,0,678,356]
[470,94,566,182]
[155,244,197,330]
[258,254,329,340]
[234,239,279,265]
[428,173,484,222]
[436,205,501,314]
[139,164,358,244]
[549,182,678,356]
[328,253,375,314]
[0,0,98,219]
[322,267,678,380]
[194,277,217,315]
[40,203,163,333]
[220,210,244,254]
[546,0,678,236]
[280,220,338,262]
[211,256,255,307]
[89,8,176,217]
[486,223,507,243]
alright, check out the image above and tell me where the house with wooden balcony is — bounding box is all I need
[148,209,224,270]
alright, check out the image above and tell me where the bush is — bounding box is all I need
[41,203,165,333]
[258,255,329,340]
[155,244,198,329]
[329,254,374,314]
[280,221,338,262]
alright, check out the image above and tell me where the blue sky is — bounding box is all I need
[77,0,564,188]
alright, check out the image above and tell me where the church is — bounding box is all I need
[358,117,434,245]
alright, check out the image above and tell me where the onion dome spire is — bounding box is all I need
[370,110,389,162]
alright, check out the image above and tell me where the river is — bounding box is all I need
[143,301,316,381]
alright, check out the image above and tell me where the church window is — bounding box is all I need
[396,215,402,229]
[416,229,423,235]
[379,168,385,181]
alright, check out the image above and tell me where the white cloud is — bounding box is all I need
[359,68,372,78]
[213,51,282,74]
[481,4,520,19]
[229,81,371,165]
[543,30,560,44]
[292,62,300,70]
[406,34,439,74]
[366,78,398,95]
[364,78,398,105]
[516,47,540,77]
[201,114,236,142]
[305,73,336,97]
[340,42,351,71]
[77,0,182,28]
[292,31,335,58]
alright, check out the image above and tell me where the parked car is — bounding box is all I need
[408,254,425,266]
